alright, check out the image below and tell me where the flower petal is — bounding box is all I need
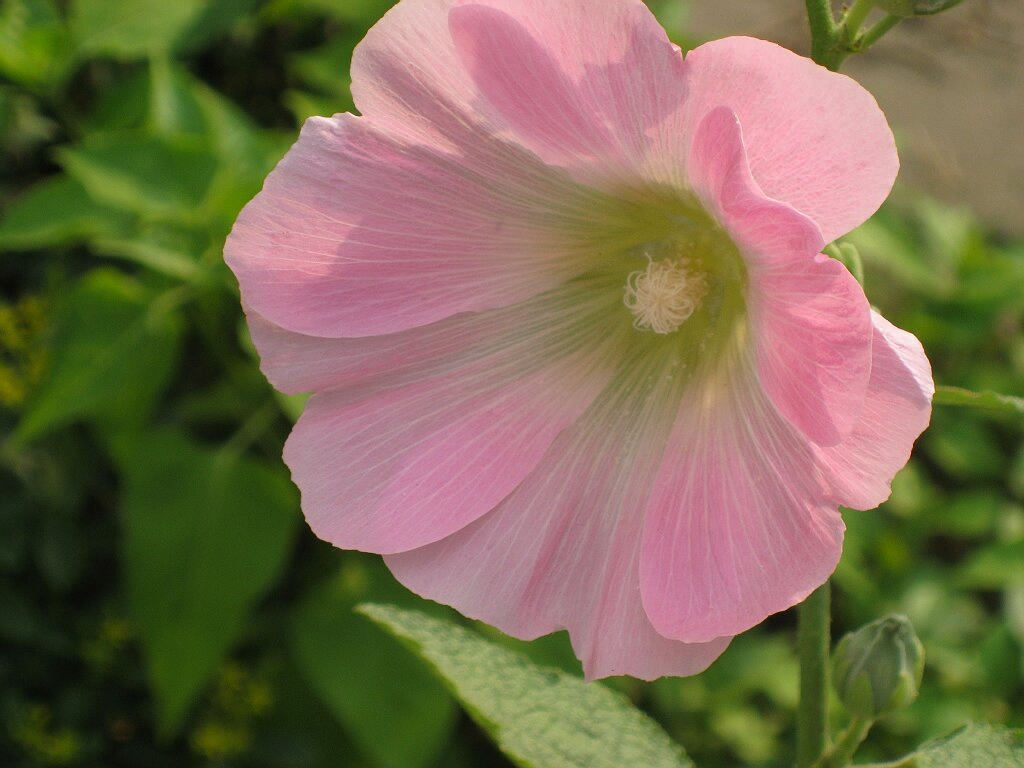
[689,106,872,446]
[352,0,686,172]
[282,287,626,554]
[245,275,622,395]
[388,353,730,679]
[817,312,934,510]
[226,114,627,338]
[446,0,688,171]
[350,0,482,149]
[640,360,846,644]
[682,36,898,243]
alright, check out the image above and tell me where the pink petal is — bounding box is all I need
[446,0,688,171]
[282,292,625,555]
[245,275,623,395]
[350,0,483,149]
[388,355,730,679]
[226,114,624,337]
[689,106,872,446]
[818,312,934,510]
[352,0,686,172]
[682,36,898,243]
[640,362,846,644]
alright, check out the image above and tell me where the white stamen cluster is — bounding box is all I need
[623,257,707,335]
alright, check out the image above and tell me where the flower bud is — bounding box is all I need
[873,0,965,17]
[823,241,864,285]
[833,615,925,719]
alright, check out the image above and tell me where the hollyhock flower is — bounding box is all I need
[225,0,933,679]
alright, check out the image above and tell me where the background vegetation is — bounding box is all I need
[1,0,1021,766]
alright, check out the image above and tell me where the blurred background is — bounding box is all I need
[1,0,1021,766]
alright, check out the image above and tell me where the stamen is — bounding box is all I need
[623,256,707,334]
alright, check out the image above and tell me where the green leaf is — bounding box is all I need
[845,215,956,298]
[864,723,1024,767]
[173,0,262,54]
[284,89,348,125]
[275,392,309,423]
[280,0,396,23]
[957,541,1024,589]
[360,603,694,768]
[77,63,275,225]
[70,0,205,58]
[291,557,457,768]
[0,0,71,89]
[81,69,152,134]
[147,56,207,138]
[191,81,287,225]
[934,490,1002,538]
[290,37,357,107]
[91,221,209,281]
[924,411,1006,480]
[0,176,133,251]
[91,233,204,281]
[16,270,183,442]
[116,429,297,736]
[934,386,1024,417]
[59,134,216,219]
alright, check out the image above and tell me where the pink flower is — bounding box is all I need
[225,0,933,679]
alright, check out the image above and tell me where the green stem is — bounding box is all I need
[797,583,832,768]
[806,0,904,70]
[933,385,1024,415]
[825,716,874,767]
[859,14,902,49]
[842,0,877,36]
[805,0,839,66]
[219,400,278,459]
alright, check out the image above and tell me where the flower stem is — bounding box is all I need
[805,0,904,70]
[824,716,875,767]
[805,0,839,66]
[859,14,902,49]
[842,0,877,37]
[797,582,832,768]
[220,400,279,459]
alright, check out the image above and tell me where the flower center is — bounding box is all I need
[623,256,708,335]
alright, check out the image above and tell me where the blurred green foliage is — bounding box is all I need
[0,0,1021,766]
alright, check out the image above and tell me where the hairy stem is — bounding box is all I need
[859,14,902,49]
[805,0,839,66]
[806,0,904,70]
[843,0,877,36]
[797,582,832,768]
[825,716,875,767]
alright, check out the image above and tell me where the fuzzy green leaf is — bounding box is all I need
[360,603,693,768]
[864,723,1024,767]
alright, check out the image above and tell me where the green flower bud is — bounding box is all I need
[833,615,925,719]
[873,0,965,17]
[823,241,864,285]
